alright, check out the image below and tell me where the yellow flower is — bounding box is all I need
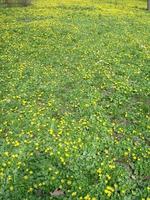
[121,190,126,194]
[7,175,12,181]
[10,186,14,191]
[106,174,111,180]
[108,164,115,169]
[4,152,9,156]
[23,175,28,180]
[49,129,54,135]
[72,192,77,197]
[107,186,114,192]
[61,179,64,183]
[104,186,115,197]
[28,187,33,193]
[12,154,18,159]
[104,189,111,197]
[97,168,102,176]
[84,194,91,200]
[67,180,71,185]
[124,152,128,156]
[60,157,65,163]
[14,141,20,147]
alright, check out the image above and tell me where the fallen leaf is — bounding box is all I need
[50,188,65,197]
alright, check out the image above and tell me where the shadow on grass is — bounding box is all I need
[0,1,32,8]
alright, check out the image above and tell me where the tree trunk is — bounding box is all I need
[148,0,150,11]
[5,0,11,4]
[5,0,12,6]
[21,0,31,6]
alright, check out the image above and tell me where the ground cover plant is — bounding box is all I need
[0,0,150,199]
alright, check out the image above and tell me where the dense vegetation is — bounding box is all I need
[0,0,150,199]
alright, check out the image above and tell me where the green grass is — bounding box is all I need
[0,0,150,199]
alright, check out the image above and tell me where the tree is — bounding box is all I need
[148,0,150,10]
[4,0,32,6]
[5,0,12,6]
[21,0,32,6]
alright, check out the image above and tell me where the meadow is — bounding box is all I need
[0,0,150,199]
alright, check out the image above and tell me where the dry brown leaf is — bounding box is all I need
[50,188,65,197]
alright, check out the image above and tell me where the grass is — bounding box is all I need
[0,0,150,199]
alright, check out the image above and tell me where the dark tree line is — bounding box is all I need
[4,0,32,6]
[1,0,150,10]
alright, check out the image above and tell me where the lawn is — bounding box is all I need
[0,0,150,199]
